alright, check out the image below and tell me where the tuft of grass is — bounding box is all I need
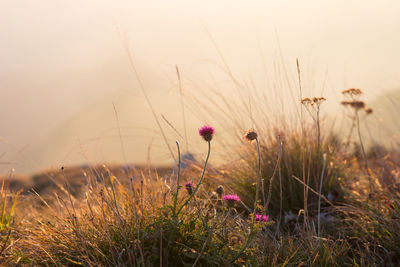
[227,126,346,219]
[0,180,20,264]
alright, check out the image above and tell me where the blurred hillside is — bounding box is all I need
[366,88,400,146]
[2,0,400,174]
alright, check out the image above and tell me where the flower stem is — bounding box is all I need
[177,141,211,215]
[252,138,261,224]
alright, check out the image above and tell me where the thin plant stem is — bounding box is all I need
[117,30,176,163]
[345,118,356,146]
[292,175,334,207]
[316,105,321,156]
[112,102,127,164]
[317,153,327,238]
[172,141,181,218]
[256,139,266,213]
[355,110,373,197]
[139,179,145,267]
[264,135,283,214]
[278,154,282,233]
[231,224,256,264]
[253,138,261,223]
[177,141,211,215]
[176,66,189,151]
[297,60,307,233]
[192,222,217,267]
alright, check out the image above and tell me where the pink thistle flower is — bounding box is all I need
[223,194,240,206]
[199,125,215,142]
[185,181,194,195]
[255,214,269,222]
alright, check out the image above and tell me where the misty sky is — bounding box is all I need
[1,0,400,173]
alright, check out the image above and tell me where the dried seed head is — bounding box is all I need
[185,181,194,195]
[302,96,326,107]
[350,101,366,110]
[312,97,326,105]
[243,130,258,142]
[365,107,373,114]
[341,100,351,106]
[215,185,224,198]
[341,100,366,110]
[342,88,363,96]
[301,97,312,105]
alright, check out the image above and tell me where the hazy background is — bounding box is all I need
[1,0,400,174]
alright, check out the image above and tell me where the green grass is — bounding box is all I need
[0,181,20,264]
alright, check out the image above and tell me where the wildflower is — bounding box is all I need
[199,125,215,142]
[243,129,258,143]
[185,181,194,195]
[215,185,224,198]
[255,214,269,222]
[223,194,240,206]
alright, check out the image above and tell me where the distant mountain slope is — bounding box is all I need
[363,88,400,147]
[21,89,202,173]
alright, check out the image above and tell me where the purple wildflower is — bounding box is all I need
[255,214,269,222]
[199,125,215,142]
[223,194,240,206]
[185,181,194,195]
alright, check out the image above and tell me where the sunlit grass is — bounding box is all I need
[1,83,400,266]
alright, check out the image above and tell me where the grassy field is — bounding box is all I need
[1,88,400,266]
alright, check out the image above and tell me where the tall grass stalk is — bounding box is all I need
[264,134,283,214]
[297,59,308,232]
[117,27,176,163]
[317,153,327,238]
[172,141,181,218]
[176,66,189,151]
